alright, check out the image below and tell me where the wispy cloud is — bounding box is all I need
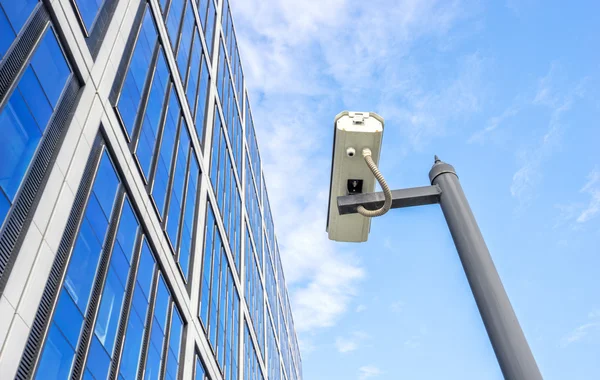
[359,366,383,380]
[554,168,600,227]
[510,65,587,206]
[561,323,600,347]
[561,310,600,347]
[335,331,370,353]
[468,104,520,144]
[356,304,367,313]
[576,169,600,223]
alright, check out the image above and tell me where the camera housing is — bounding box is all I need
[326,111,384,242]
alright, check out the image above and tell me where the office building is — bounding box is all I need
[0,0,302,379]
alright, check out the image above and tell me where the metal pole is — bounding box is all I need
[429,156,542,380]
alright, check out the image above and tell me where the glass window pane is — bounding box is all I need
[0,89,42,200]
[63,219,103,312]
[0,8,16,60]
[195,357,205,380]
[0,190,9,226]
[0,0,38,33]
[95,268,125,354]
[17,68,52,128]
[116,199,138,260]
[154,277,169,330]
[137,241,155,298]
[35,324,75,380]
[93,152,119,215]
[30,29,71,107]
[53,289,84,349]
[74,0,104,31]
[144,346,161,380]
[86,336,111,380]
[119,313,144,380]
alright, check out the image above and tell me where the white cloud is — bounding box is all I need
[335,331,370,353]
[359,366,383,380]
[576,169,600,223]
[335,337,359,353]
[231,0,484,345]
[356,304,367,313]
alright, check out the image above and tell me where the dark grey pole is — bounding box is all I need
[429,156,542,380]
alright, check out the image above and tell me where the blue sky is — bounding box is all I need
[231,0,600,379]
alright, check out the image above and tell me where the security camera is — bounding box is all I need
[326,111,384,242]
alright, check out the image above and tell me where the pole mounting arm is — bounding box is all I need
[337,185,442,215]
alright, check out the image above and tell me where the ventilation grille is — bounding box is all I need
[0,76,80,294]
[0,5,49,107]
[109,233,143,379]
[15,137,104,380]
[71,190,124,378]
[86,0,120,59]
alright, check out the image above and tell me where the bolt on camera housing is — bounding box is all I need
[326,111,384,242]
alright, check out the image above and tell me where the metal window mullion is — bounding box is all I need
[14,135,105,380]
[136,266,160,380]
[130,40,162,153]
[109,232,146,379]
[71,187,127,379]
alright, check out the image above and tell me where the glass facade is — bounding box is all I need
[0,0,302,379]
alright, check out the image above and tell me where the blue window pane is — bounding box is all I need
[120,313,143,380]
[0,8,15,60]
[53,289,83,349]
[149,317,164,352]
[116,199,138,260]
[0,190,9,226]
[166,0,184,46]
[35,324,75,379]
[1,0,38,33]
[144,346,161,380]
[168,308,183,358]
[204,0,215,58]
[176,1,194,75]
[17,68,52,127]
[110,243,130,287]
[165,350,178,379]
[131,281,148,318]
[63,219,102,312]
[84,194,109,240]
[137,241,155,298]
[87,336,111,380]
[117,74,140,135]
[0,89,42,200]
[154,277,169,330]
[95,268,125,354]
[93,152,119,214]
[30,29,71,107]
[136,118,154,177]
[195,57,209,138]
[74,0,103,31]
[83,369,95,380]
[195,357,205,380]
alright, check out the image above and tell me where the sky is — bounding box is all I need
[230,1,600,379]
